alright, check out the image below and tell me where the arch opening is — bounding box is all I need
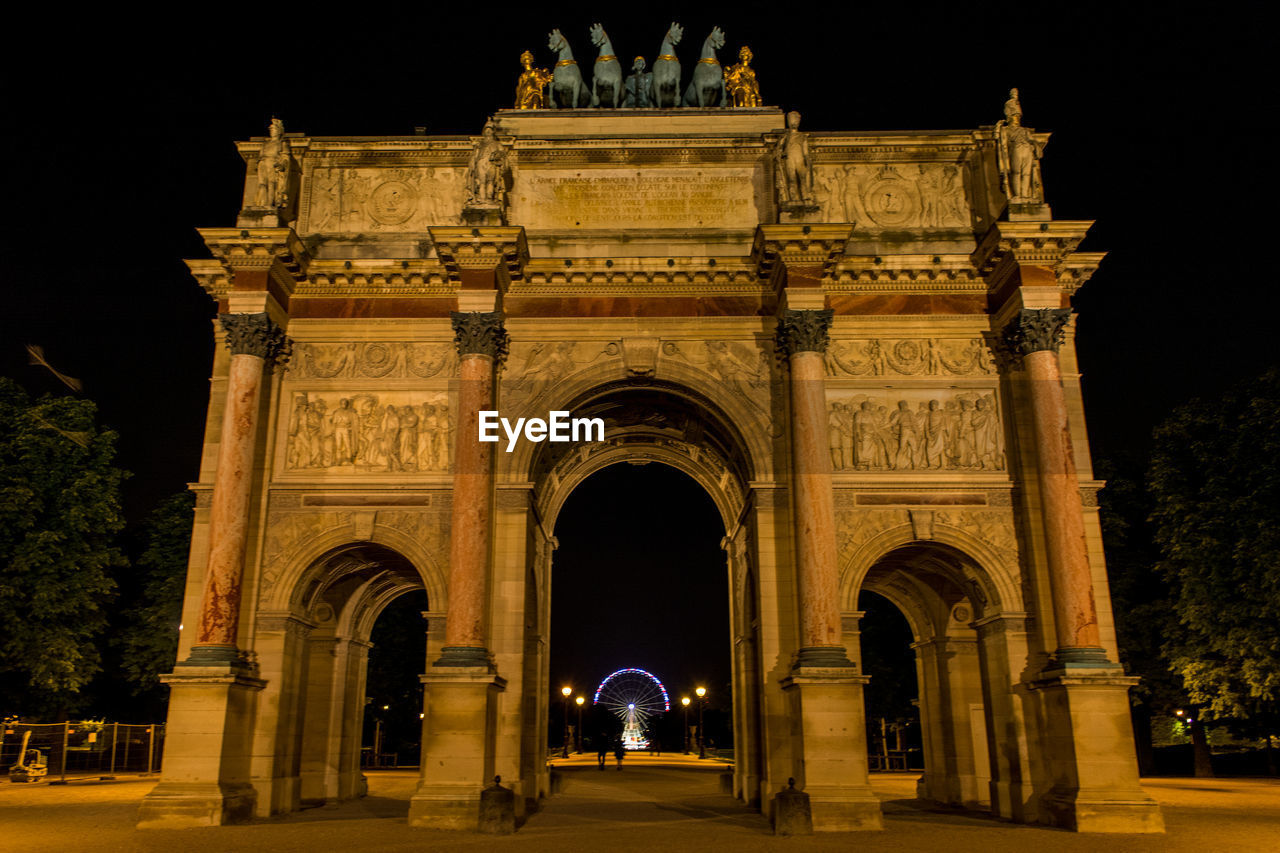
[853,542,1003,812]
[547,462,731,760]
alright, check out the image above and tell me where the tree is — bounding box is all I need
[116,490,194,712]
[1098,455,1198,773]
[1148,368,1280,726]
[0,378,127,716]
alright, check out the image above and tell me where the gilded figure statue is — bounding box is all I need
[466,122,509,206]
[515,50,553,109]
[724,45,761,107]
[253,117,291,209]
[996,88,1046,202]
[774,110,814,205]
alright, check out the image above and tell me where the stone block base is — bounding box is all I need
[807,786,884,831]
[136,782,256,828]
[408,784,483,830]
[1041,789,1166,833]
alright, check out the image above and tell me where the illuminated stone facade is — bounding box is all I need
[139,105,1161,834]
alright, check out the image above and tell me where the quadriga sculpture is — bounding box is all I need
[547,28,590,108]
[651,22,683,108]
[589,23,623,108]
[684,26,727,107]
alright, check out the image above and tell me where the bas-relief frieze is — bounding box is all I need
[661,339,770,414]
[934,509,1019,564]
[302,167,464,232]
[503,340,621,407]
[284,392,451,474]
[289,342,455,380]
[825,338,994,377]
[509,168,762,229]
[815,164,969,229]
[260,510,354,598]
[827,390,1004,472]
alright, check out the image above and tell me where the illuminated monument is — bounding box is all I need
[138,27,1161,834]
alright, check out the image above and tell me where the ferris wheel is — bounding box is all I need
[593,668,671,749]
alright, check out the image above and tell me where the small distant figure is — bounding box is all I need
[651,735,661,757]
[597,734,609,770]
[614,738,626,771]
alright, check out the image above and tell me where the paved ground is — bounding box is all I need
[2,759,1278,851]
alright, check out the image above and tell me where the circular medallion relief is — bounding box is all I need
[368,180,418,225]
[952,605,971,623]
[863,179,918,228]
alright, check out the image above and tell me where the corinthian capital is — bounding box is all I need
[220,313,291,364]
[775,308,834,357]
[1003,308,1071,356]
[451,311,510,364]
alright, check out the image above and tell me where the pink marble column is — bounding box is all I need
[1007,308,1107,665]
[190,313,289,663]
[435,311,507,668]
[778,309,853,668]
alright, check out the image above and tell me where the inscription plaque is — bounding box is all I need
[511,168,761,229]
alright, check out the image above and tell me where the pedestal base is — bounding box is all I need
[408,667,506,830]
[137,665,265,829]
[462,203,506,226]
[1030,666,1164,833]
[1007,200,1051,221]
[777,201,822,223]
[136,782,256,829]
[236,206,285,227]
[781,667,883,831]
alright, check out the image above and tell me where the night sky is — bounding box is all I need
[1,4,1273,711]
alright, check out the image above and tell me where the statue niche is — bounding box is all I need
[240,117,296,227]
[463,122,511,225]
[773,110,819,222]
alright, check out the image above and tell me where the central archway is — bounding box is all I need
[512,377,773,810]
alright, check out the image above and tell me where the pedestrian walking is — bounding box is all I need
[597,734,609,770]
[614,738,625,771]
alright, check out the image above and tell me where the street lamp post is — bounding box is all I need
[681,696,691,753]
[561,685,572,759]
[575,696,585,753]
[696,686,707,759]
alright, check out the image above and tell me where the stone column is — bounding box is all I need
[776,308,851,667]
[434,310,508,667]
[189,312,290,662]
[1004,308,1106,665]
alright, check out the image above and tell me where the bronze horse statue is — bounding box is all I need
[684,26,727,107]
[589,23,624,108]
[548,28,590,107]
[650,22,684,108]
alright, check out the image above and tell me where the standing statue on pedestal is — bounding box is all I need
[996,88,1047,203]
[774,111,816,209]
[651,22,684,108]
[724,46,762,107]
[514,50,553,109]
[589,23,623,108]
[684,26,727,107]
[624,57,653,107]
[547,29,590,108]
[465,123,510,224]
[253,117,291,209]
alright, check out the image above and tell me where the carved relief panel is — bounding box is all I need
[301,167,464,233]
[282,391,452,474]
[815,164,971,229]
[825,338,994,377]
[826,389,1004,472]
[289,342,455,380]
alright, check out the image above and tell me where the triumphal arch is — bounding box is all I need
[138,38,1162,833]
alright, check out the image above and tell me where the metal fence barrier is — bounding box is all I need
[2,721,164,783]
